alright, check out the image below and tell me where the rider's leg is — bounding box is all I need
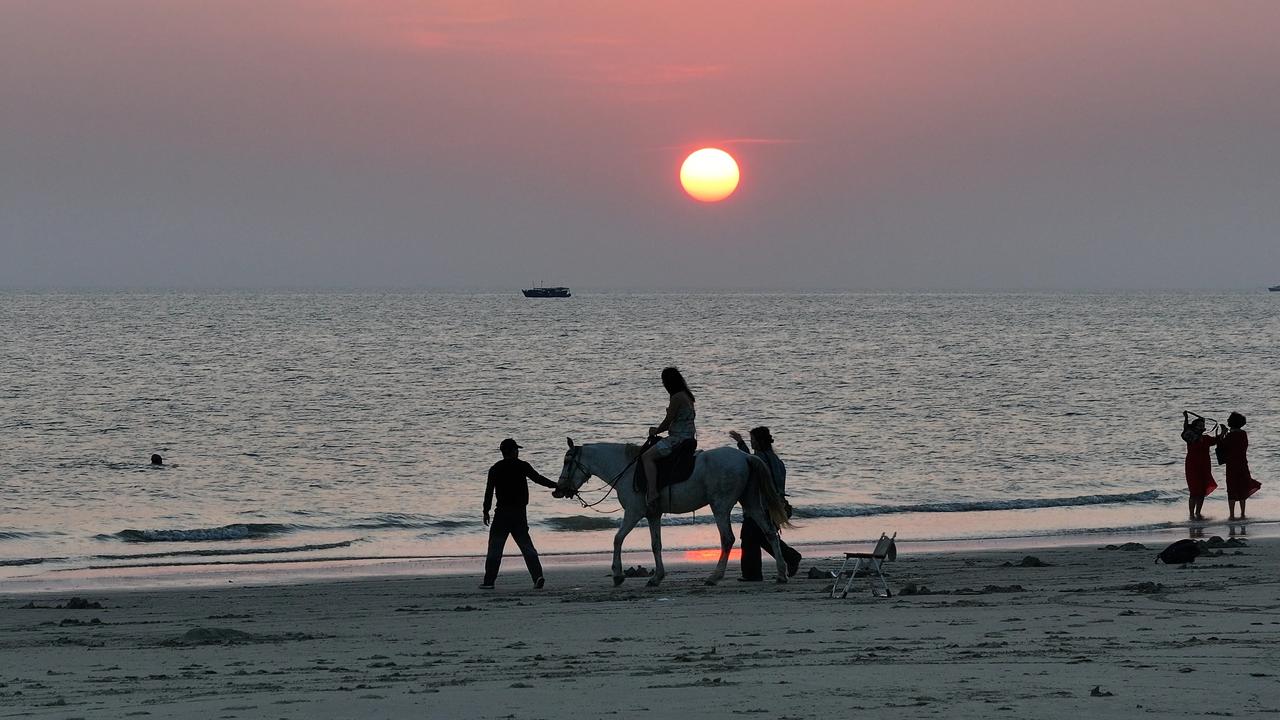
[642,446,660,504]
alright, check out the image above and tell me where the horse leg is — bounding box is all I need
[612,510,643,587]
[646,516,666,587]
[704,510,735,586]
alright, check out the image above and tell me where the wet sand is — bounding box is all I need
[2,538,1278,719]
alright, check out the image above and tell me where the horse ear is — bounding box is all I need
[566,437,574,448]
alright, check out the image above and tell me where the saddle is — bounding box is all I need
[633,438,699,494]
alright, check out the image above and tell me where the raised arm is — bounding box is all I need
[729,430,749,454]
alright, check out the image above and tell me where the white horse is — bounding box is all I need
[556,438,792,586]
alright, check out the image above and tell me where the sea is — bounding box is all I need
[2,291,1276,590]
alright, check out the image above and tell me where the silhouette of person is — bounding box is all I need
[1219,412,1261,520]
[150,454,164,466]
[481,439,557,589]
[642,367,696,506]
[1181,412,1220,520]
[730,426,802,580]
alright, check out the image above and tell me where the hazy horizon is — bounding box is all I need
[3,1,1278,291]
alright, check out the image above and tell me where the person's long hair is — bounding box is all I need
[749,426,774,451]
[1228,412,1247,430]
[661,367,695,402]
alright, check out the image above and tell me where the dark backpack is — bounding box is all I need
[1155,538,1201,565]
[1215,435,1230,466]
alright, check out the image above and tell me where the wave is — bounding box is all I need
[792,490,1176,519]
[0,531,47,541]
[89,491,1176,542]
[545,516,621,532]
[0,557,49,567]
[541,490,1177,530]
[93,539,356,561]
[347,514,470,531]
[106,523,298,543]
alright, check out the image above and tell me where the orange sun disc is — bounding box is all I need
[680,148,740,202]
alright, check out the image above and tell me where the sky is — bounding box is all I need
[2,1,1278,290]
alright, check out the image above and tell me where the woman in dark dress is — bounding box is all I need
[1181,412,1221,521]
[1218,412,1262,520]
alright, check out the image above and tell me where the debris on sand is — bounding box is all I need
[1001,556,1052,568]
[165,627,321,645]
[1124,582,1163,594]
[172,627,257,645]
[52,598,104,610]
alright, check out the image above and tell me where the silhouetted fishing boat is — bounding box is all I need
[1270,285,1280,292]
[522,286,571,298]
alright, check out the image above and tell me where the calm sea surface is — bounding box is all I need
[2,291,1277,586]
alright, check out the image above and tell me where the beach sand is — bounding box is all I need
[2,538,1278,719]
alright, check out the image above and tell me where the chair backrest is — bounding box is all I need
[873,532,897,561]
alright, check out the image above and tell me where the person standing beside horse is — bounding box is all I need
[480,438,558,589]
[641,367,697,507]
[1218,412,1262,520]
[730,427,802,580]
[1181,411,1222,521]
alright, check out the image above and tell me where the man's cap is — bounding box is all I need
[500,438,522,451]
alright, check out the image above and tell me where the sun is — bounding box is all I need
[680,148,740,202]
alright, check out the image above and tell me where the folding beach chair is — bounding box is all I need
[832,532,897,599]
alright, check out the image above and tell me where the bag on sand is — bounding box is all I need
[1155,538,1201,565]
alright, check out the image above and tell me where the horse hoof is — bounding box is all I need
[612,575,625,587]
[775,577,788,584]
[645,577,662,587]
[703,578,719,586]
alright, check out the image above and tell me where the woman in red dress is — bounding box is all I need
[1219,412,1262,520]
[1181,412,1220,521]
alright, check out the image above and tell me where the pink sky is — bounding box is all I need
[3,1,1278,288]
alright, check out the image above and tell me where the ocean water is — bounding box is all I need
[1,291,1277,586]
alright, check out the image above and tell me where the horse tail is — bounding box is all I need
[748,454,793,530]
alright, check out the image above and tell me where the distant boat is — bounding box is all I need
[522,286,571,298]
[1270,285,1280,292]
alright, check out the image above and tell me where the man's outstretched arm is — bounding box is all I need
[525,463,559,490]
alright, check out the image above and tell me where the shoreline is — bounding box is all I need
[3,517,1273,596]
[2,538,1277,719]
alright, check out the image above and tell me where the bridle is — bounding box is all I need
[561,444,642,511]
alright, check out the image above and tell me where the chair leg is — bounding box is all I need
[873,560,891,598]
[831,557,849,598]
[841,558,863,599]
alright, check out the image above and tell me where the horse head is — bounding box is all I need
[556,437,591,498]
